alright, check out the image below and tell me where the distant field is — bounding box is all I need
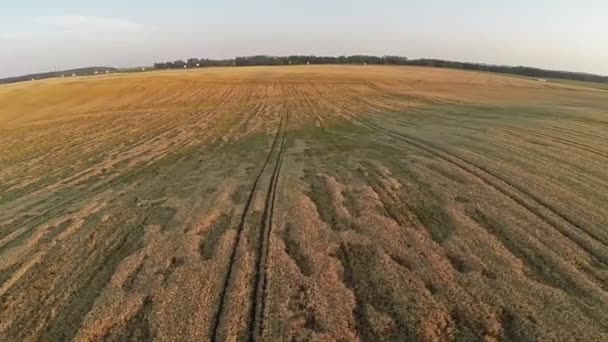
[545,78,608,91]
[1,66,608,341]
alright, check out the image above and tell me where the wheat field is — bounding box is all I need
[1,66,608,341]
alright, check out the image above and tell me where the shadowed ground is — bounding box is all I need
[1,66,608,341]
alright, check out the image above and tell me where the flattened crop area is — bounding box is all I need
[1,66,608,341]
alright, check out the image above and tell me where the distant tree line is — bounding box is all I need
[4,56,606,85]
[404,59,608,83]
[233,55,404,66]
[153,55,408,68]
[153,55,608,84]
[154,58,234,69]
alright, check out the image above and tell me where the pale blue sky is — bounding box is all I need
[1,1,607,77]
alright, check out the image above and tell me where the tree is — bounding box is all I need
[173,60,186,68]
[187,58,200,67]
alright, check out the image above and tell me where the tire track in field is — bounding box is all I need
[353,114,608,273]
[251,108,288,341]
[210,109,287,342]
[337,89,606,245]
[505,126,608,160]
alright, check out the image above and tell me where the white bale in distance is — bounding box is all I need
[72,73,76,77]
[196,63,200,67]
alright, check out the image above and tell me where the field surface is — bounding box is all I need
[1,66,608,341]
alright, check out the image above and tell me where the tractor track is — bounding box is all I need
[335,87,608,255]
[505,126,608,160]
[353,114,608,270]
[251,108,288,341]
[210,109,288,342]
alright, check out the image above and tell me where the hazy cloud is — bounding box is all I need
[34,15,146,32]
[1,15,147,40]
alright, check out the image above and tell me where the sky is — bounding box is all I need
[1,0,607,77]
